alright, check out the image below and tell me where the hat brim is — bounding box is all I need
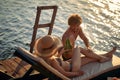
[34,35,62,57]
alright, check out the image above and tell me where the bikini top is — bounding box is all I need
[56,58,62,66]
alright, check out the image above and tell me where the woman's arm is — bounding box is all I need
[57,47,70,57]
[51,59,83,77]
[57,47,64,57]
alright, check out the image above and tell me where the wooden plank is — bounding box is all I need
[38,23,51,28]
[112,55,120,66]
[0,57,31,78]
[11,57,31,78]
[13,57,31,70]
[0,62,7,73]
[0,58,19,78]
[0,59,14,75]
[37,5,58,10]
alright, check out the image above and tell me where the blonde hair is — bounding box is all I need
[68,14,82,26]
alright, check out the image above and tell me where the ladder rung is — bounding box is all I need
[38,23,51,28]
[37,5,58,10]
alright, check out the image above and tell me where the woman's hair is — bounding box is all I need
[68,14,82,26]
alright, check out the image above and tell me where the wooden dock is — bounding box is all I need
[0,57,31,78]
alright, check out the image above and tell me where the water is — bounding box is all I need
[0,0,120,60]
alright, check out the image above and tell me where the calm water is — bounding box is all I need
[0,0,120,59]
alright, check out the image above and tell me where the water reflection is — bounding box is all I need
[0,0,120,59]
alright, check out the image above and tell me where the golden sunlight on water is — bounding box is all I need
[0,0,120,59]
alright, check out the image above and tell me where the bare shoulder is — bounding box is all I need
[50,58,61,69]
[50,58,59,65]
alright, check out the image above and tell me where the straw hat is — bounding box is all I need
[34,35,62,57]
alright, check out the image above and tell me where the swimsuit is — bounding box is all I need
[69,63,72,72]
[56,58,72,72]
[56,58,62,66]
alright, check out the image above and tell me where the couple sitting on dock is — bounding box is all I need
[34,14,116,78]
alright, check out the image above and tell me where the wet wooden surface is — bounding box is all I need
[0,57,31,78]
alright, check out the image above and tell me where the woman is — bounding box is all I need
[34,35,116,77]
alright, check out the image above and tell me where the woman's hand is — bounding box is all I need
[61,48,71,54]
[67,71,84,77]
[57,47,71,57]
[74,70,84,76]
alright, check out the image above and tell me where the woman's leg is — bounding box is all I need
[70,48,98,71]
[80,47,104,61]
[80,47,116,65]
[99,47,116,62]
[80,47,116,63]
[71,46,81,72]
[69,53,101,67]
[81,57,97,66]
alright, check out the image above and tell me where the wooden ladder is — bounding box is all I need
[30,5,58,53]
